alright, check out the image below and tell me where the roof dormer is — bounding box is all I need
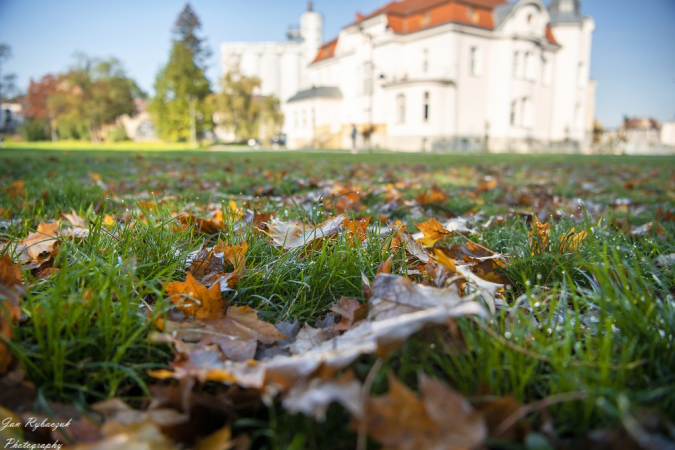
[549,0,583,25]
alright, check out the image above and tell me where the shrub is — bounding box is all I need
[21,119,48,141]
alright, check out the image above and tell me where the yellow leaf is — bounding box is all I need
[433,249,457,273]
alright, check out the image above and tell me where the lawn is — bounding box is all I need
[1,149,674,449]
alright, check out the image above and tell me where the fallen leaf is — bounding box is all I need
[342,216,370,244]
[178,214,224,235]
[165,273,226,319]
[63,209,88,229]
[416,218,451,247]
[283,371,363,422]
[267,215,346,250]
[362,372,486,450]
[329,297,367,331]
[213,241,248,273]
[15,221,60,262]
[528,215,550,256]
[559,227,588,253]
[416,186,449,204]
[152,275,485,391]
[206,305,287,345]
[433,248,457,273]
[474,178,498,195]
[0,254,24,375]
[367,273,465,321]
[3,181,25,200]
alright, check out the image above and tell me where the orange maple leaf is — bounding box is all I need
[416,218,450,247]
[165,273,226,319]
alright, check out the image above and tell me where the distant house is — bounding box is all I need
[0,99,25,133]
[600,117,673,155]
[621,117,661,145]
[118,98,157,142]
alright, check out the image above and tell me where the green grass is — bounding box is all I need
[1,149,674,448]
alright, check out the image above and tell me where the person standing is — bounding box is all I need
[351,125,358,154]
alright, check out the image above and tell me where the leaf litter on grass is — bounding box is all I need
[1,152,674,449]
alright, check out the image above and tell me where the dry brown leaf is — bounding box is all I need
[206,305,287,345]
[367,273,465,321]
[416,186,449,204]
[178,214,224,235]
[283,371,363,422]
[69,398,188,449]
[152,275,484,392]
[267,214,346,250]
[366,372,439,449]
[3,181,25,200]
[474,178,498,195]
[0,254,24,375]
[165,273,226,319]
[16,221,60,261]
[362,372,486,450]
[329,297,367,331]
[63,209,88,228]
[197,334,257,362]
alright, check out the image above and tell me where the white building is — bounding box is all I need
[661,121,675,147]
[220,2,323,104]
[282,0,597,152]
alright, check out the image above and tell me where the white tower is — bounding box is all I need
[548,0,595,149]
[300,1,323,88]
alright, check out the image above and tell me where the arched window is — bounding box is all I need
[523,52,531,80]
[397,94,406,124]
[423,92,430,122]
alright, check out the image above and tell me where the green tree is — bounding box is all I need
[213,70,284,142]
[150,3,212,143]
[48,55,142,141]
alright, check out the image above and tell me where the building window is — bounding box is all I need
[422,48,429,74]
[542,55,552,85]
[577,62,585,86]
[397,94,406,124]
[294,111,299,128]
[302,110,307,128]
[523,52,531,80]
[470,46,483,77]
[513,51,520,78]
[510,101,517,126]
[423,92,430,122]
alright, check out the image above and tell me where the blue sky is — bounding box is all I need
[0,0,673,127]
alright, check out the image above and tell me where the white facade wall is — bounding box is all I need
[662,122,675,147]
[220,6,323,105]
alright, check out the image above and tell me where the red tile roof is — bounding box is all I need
[355,0,506,33]
[312,38,338,64]
[545,25,559,45]
[313,0,557,64]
